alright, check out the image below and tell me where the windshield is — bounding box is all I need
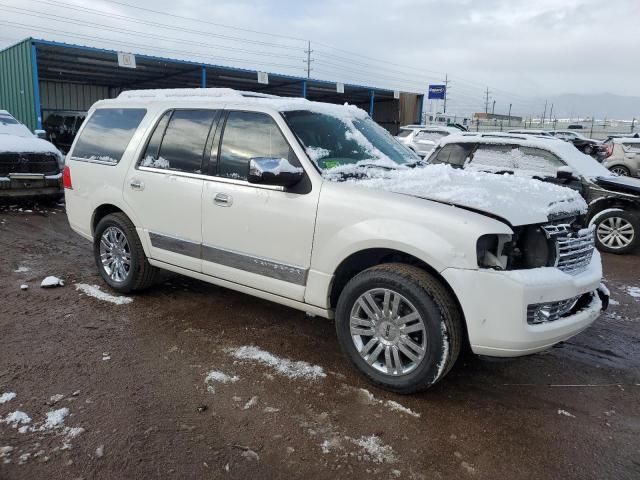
[282,110,418,172]
[0,113,18,125]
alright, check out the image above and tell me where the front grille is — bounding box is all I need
[542,223,595,275]
[0,152,60,176]
[527,296,580,324]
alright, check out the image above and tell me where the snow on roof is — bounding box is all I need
[109,87,369,119]
[439,133,611,179]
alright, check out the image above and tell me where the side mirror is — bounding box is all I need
[248,157,304,188]
[556,166,575,180]
[34,129,47,139]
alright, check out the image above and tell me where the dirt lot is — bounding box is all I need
[0,204,638,480]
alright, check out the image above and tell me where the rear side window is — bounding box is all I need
[469,144,517,170]
[219,111,293,180]
[622,142,640,153]
[516,146,564,175]
[430,143,474,167]
[72,108,146,163]
[141,110,217,173]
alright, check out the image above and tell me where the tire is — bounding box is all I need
[335,263,463,394]
[93,212,158,293]
[608,165,630,176]
[592,209,638,254]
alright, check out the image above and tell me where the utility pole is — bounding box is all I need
[632,117,636,133]
[590,116,595,138]
[442,73,451,113]
[484,87,491,114]
[508,103,512,126]
[541,100,547,127]
[492,100,496,115]
[549,103,554,130]
[304,40,313,78]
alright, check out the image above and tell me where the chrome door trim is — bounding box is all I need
[138,166,285,192]
[201,243,308,286]
[148,231,202,259]
[147,231,308,285]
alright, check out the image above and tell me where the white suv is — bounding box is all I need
[395,125,459,157]
[64,89,607,393]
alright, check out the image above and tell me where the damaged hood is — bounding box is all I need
[330,163,587,226]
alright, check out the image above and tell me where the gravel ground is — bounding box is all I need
[0,203,638,480]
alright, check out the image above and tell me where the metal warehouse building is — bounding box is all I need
[0,38,424,134]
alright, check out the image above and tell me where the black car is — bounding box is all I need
[550,130,606,159]
[426,133,640,254]
[43,111,86,153]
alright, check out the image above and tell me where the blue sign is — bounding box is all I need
[428,85,446,100]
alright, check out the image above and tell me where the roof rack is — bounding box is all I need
[118,88,280,100]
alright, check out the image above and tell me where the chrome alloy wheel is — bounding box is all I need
[349,288,427,376]
[99,226,132,282]
[609,166,629,176]
[597,216,635,249]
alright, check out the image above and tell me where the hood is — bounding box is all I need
[0,134,61,156]
[593,175,640,196]
[328,163,587,226]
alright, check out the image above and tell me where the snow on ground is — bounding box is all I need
[350,435,397,464]
[0,392,16,404]
[49,394,64,404]
[2,411,32,427]
[13,266,29,273]
[44,408,69,428]
[75,283,133,305]
[204,370,239,393]
[557,409,576,418]
[40,276,64,288]
[624,286,640,299]
[350,387,421,418]
[227,346,326,380]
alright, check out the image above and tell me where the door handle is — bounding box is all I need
[130,179,144,191]
[213,192,233,207]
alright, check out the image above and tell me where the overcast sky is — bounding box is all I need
[1,0,638,116]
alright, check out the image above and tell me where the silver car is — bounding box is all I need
[396,125,459,158]
[602,137,640,177]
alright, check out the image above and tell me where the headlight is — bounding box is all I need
[509,225,555,269]
[477,234,511,269]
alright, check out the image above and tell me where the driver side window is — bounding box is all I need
[218,111,295,180]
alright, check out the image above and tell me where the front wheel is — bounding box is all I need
[93,212,158,293]
[593,209,638,254]
[335,263,463,394]
[609,165,630,176]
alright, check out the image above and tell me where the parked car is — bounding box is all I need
[43,111,86,153]
[602,137,640,177]
[507,129,553,137]
[426,133,640,254]
[550,130,605,158]
[396,125,460,157]
[0,110,64,200]
[64,89,607,393]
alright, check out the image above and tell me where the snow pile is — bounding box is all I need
[44,408,69,428]
[0,392,16,404]
[557,409,576,418]
[13,266,29,273]
[351,435,397,463]
[434,322,450,383]
[305,147,330,163]
[384,400,421,418]
[141,155,171,169]
[331,163,587,223]
[2,411,32,427]
[625,286,640,299]
[227,346,326,380]
[353,387,420,418]
[41,276,64,288]
[204,370,239,393]
[75,283,133,305]
[0,133,61,155]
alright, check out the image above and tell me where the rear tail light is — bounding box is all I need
[62,165,73,189]
[605,143,614,158]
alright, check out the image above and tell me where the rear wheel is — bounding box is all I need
[593,209,638,254]
[609,165,630,176]
[94,212,158,293]
[335,263,463,394]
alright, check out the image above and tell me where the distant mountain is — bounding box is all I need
[543,93,640,121]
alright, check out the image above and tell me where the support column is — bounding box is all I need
[416,94,424,124]
[301,80,307,99]
[369,89,375,117]
[30,43,42,130]
[201,66,207,88]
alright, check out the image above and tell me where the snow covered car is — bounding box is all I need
[550,130,604,159]
[0,110,64,199]
[64,89,607,393]
[426,133,640,254]
[395,125,459,157]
